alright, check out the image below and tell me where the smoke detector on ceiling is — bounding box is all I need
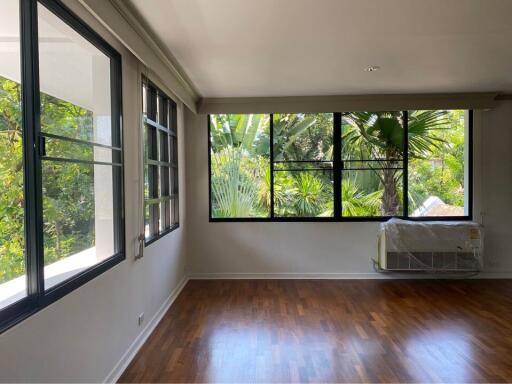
[364,65,381,72]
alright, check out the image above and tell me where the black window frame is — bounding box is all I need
[208,110,473,222]
[142,76,179,246]
[0,0,124,334]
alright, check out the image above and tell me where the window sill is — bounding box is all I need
[144,224,180,247]
[209,216,472,223]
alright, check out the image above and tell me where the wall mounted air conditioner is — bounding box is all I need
[378,219,483,272]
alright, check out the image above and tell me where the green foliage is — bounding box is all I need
[210,114,269,155]
[211,147,262,218]
[274,172,332,217]
[210,114,269,218]
[341,179,382,217]
[342,110,451,215]
[408,110,466,212]
[273,113,332,161]
[210,109,466,220]
[0,76,95,284]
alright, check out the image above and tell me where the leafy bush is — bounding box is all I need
[0,76,95,284]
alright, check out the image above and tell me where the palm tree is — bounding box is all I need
[211,147,259,217]
[273,113,334,164]
[292,172,329,216]
[210,114,269,155]
[342,110,449,215]
[341,179,382,216]
[210,115,269,217]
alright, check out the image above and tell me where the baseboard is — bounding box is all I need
[189,272,404,279]
[189,271,512,280]
[476,271,512,278]
[104,275,189,383]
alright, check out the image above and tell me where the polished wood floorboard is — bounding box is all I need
[119,279,512,383]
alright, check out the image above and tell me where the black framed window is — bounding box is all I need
[142,77,179,244]
[209,110,472,221]
[0,0,123,333]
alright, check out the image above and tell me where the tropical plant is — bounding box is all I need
[211,147,260,218]
[210,114,270,218]
[291,172,329,216]
[343,110,449,215]
[0,75,95,284]
[210,114,269,155]
[341,179,382,217]
[408,109,466,213]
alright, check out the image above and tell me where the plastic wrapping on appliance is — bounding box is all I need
[378,218,483,271]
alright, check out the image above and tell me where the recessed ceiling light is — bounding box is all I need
[365,65,381,72]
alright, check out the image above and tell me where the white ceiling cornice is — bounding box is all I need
[199,93,499,114]
[108,0,200,100]
[77,0,200,111]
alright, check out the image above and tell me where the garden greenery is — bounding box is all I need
[209,110,467,219]
[0,75,95,284]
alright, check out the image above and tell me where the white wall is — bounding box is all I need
[0,1,188,382]
[1,0,512,381]
[185,103,512,278]
[478,101,512,273]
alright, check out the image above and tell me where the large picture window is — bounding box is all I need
[0,0,123,332]
[209,110,472,221]
[142,77,179,243]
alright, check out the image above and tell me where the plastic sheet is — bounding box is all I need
[378,218,483,271]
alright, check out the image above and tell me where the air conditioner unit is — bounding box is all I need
[378,219,483,272]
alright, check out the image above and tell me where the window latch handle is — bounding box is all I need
[38,135,46,157]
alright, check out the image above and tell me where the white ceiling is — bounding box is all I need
[128,0,512,98]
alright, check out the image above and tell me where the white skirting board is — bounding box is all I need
[104,275,189,383]
[188,271,512,279]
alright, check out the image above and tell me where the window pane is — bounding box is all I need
[158,94,168,128]
[144,164,149,199]
[342,112,404,161]
[342,170,403,217]
[38,3,112,147]
[408,110,468,217]
[273,113,333,161]
[149,203,159,238]
[274,170,334,217]
[159,201,165,233]
[161,166,169,196]
[170,136,177,163]
[142,81,148,117]
[144,204,150,239]
[159,131,169,162]
[148,165,158,198]
[44,136,113,162]
[38,3,119,289]
[342,112,404,216]
[171,167,178,195]
[164,200,171,229]
[146,126,157,160]
[210,114,270,218]
[172,199,179,225]
[42,162,115,290]
[0,0,27,309]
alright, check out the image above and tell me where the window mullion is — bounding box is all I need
[333,112,342,219]
[20,0,45,299]
[270,113,275,218]
[403,110,409,218]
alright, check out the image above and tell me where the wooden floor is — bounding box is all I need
[119,279,512,383]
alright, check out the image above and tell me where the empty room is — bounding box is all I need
[1,0,512,382]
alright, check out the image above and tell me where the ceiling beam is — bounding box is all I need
[198,93,499,114]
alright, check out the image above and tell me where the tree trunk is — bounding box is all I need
[381,168,399,215]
